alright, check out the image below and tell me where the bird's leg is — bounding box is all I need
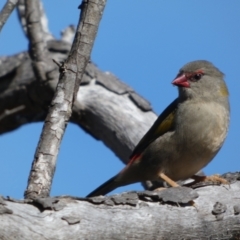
[154,173,179,191]
[159,172,179,187]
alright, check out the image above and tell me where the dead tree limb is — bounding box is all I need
[24,0,107,199]
[0,178,240,239]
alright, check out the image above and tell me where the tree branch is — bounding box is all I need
[24,0,48,81]
[0,179,240,239]
[24,0,107,199]
[0,0,19,32]
[0,46,156,166]
[17,0,53,40]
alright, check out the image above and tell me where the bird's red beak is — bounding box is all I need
[172,74,190,88]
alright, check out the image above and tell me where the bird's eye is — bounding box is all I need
[191,73,202,82]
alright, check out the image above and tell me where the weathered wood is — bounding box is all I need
[0,180,240,239]
[0,44,157,165]
[75,68,156,162]
[24,0,108,199]
[0,0,19,32]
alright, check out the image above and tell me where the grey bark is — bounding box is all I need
[0,40,157,165]
[17,0,53,41]
[0,181,240,239]
[0,0,19,32]
[24,0,107,199]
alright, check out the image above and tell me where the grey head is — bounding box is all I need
[172,60,229,102]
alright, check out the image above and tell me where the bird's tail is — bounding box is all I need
[86,175,120,198]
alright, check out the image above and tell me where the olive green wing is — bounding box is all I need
[129,98,178,160]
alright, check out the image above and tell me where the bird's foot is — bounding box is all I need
[187,174,229,187]
[201,175,228,184]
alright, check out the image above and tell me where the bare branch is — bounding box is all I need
[0,49,154,164]
[0,105,25,121]
[24,0,108,199]
[17,0,53,40]
[0,0,19,32]
[1,179,240,239]
[24,0,49,81]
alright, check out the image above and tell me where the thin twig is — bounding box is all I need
[0,105,25,121]
[17,0,53,40]
[0,0,19,32]
[24,0,48,81]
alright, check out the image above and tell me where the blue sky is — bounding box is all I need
[0,1,239,198]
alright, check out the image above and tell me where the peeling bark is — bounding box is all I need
[0,42,157,165]
[0,180,240,239]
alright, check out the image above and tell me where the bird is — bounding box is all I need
[87,60,230,198]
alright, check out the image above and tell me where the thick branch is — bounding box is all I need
[0,180,240,239]
[0,46,156,166]
[0,47,155,174]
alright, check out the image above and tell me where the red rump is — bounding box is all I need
[128,153,142,165]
